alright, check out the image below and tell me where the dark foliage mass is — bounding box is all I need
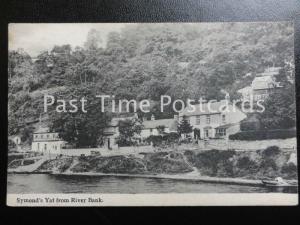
[8,23,295,147]
[229,128,296,140]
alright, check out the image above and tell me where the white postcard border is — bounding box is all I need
[7,193,298,206]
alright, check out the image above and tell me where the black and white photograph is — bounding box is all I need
[6,22,298,206]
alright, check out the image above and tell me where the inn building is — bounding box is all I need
[179,97,247,139]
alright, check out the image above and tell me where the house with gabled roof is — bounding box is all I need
[179,96,247,139]
[140,114,178,138]
[238,67,282,101]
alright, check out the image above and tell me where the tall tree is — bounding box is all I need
[49,86,110,148]
[178,116,193,138]
[84,29,102,51]
[259,84,296,130]
[116,119,143,146]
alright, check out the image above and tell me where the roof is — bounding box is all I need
[259,67,281,76]
[107,116,135,127]
[237,86,252,94]
[142,119,177,130]
[251,76,277,90]
[34,127,50,134]
[179,101,229,117]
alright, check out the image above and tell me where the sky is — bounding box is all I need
[9,23,125,57]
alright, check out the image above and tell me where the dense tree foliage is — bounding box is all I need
[116,119,143,146]
[8,23,295,146]
[178,117,193,137]
[259,83,296,129]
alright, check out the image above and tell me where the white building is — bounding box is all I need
[103,114,178,149]
[238,67,281,101]
[140,115,178,138]
[179,98,247,139]
[31,127,66,155]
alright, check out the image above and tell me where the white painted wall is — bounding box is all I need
[31,140,65,155]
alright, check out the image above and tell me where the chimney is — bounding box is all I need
[151,114,155,121]
[220,93,230,104]
[225,93,230,102]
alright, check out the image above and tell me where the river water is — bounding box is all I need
[7,174,297,194]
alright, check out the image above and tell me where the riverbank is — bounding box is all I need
[9,146,298,186]
[51,170,264,186]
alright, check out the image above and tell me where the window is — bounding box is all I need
[44,144,47,150]
[37,143,40,150]
[41,134,43,138]
[47,134,49,138]
[222,115,226,123]
[217,128,226,136]
[196,116,200,125]
[206,115,210,124]
[35,135,38,139]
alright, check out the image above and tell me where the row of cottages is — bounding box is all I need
[237,67,282,101]
[30,97,247,153]
[31,127,66,155]
[29,114,179,153]
[179,97,247,140]
[103,114,178,150]
[140,114,178,137]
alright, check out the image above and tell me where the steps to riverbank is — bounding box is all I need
[8,157,49,173]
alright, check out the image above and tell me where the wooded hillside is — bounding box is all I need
[8,22,295,147]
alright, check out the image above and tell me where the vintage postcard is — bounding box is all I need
[7,22,298,206]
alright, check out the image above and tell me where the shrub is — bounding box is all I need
[281,163,297,175]
[262,146,280,157]
[194,150,235,176]
[260,158,278,171]
[240,121,260,131]
[179,138,192,144]
[237,156,256,169]
[146,133,180,146]
[146,135,163,146]
[229,129,296,140]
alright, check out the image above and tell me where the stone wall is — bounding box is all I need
[228,138,297,151]
[61,145,153,156]
[200,137,297,151]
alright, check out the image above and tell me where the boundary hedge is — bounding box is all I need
[229,129,296,140]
